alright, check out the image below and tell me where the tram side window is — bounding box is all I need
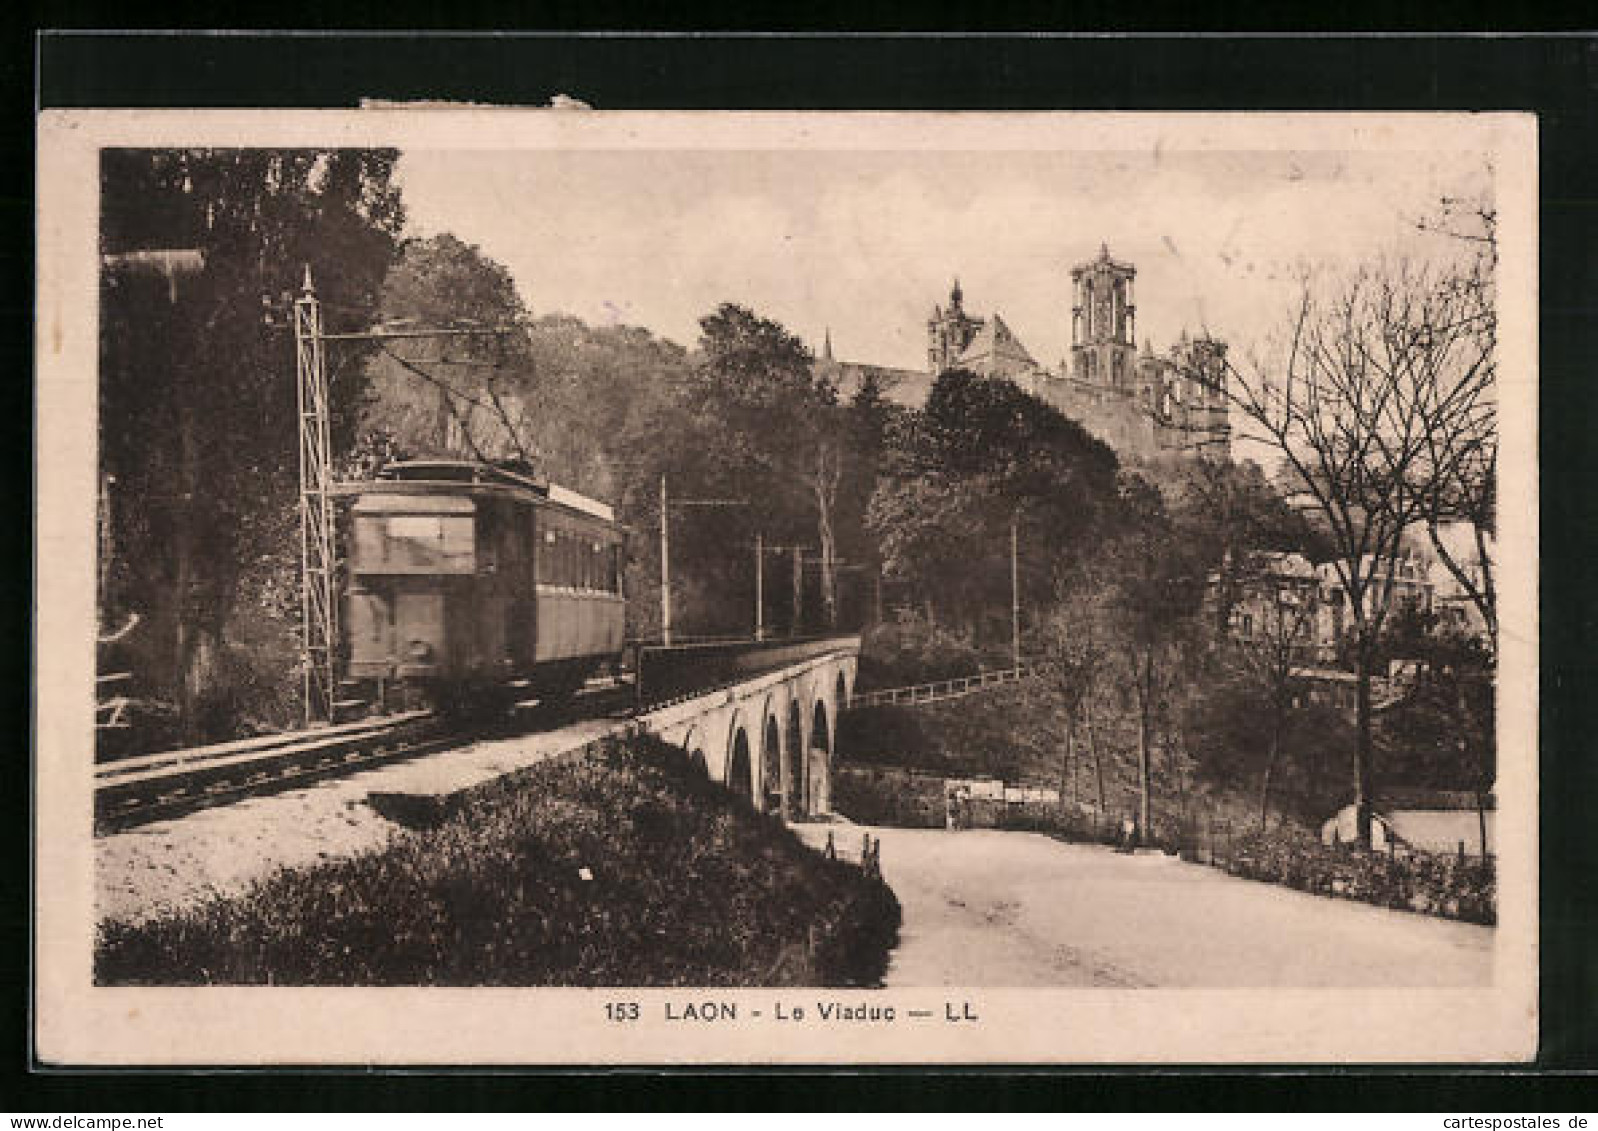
[533,521,620,591]
[541,524,582,589]
[539,525,559,585]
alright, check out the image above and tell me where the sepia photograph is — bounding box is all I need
[35,109,1538,1065]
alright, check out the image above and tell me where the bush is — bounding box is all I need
[832,765,947,828]
[97,736,902,986]
[1221,827,1496,925]
[856,617,991,690]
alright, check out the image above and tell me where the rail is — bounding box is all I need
[95,638,865,834]
[94,711,448,833]
[848,664,1041,709]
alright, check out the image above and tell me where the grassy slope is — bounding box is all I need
[97,737,900,986]
[838,679,1269,836]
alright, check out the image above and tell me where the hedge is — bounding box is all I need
[1218,827,1496,925]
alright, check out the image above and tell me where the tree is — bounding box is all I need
[867,369,1120,642]
[1041,566,1118,816]
[1167,455,1332,636]
[360,233,536,466]
[681,304,844,633]
[1192,249,1496,846]
[1373,608,1496,855]
[841,370,897,625]
[1102,473,1208,839]
[1228,560,1320,830]
[100,148,404,740]
[1185,670,1354,827]
[1415,197,1499,655]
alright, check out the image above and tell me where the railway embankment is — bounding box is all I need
[96,734,901,987]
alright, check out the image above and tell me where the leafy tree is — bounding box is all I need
[1374,609,1495,811]
[839,370,898,625]
[1185,674,1354,825]
[868,369,1120,642]
[1167,455,1332,635]
[650,304,840,637]
[100,148,404,740]
[360,232,535,465]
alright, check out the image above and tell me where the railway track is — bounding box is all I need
[93,679,646,835]
[94,636,854,835]
[94,711,456,834]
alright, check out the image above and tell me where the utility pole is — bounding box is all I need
[1011,509,1021,671]
[754,531,764,642]
[660,474,672,646]
[657,477,746,646]
[793,546,804,636]
[294,268,337,727]
[758,541,811,638]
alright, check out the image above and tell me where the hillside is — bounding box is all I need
[837,678,1284,839]
[97,736,900,987]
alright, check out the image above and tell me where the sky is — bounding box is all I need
[394,146,1491,374]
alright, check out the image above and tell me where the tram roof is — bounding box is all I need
[338,460,615,522]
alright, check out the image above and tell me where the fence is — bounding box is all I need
[848,665,1041,710]
[833,765,1496,925]
[833,764,1134,840]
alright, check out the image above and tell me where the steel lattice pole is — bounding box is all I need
[294,267,336,725]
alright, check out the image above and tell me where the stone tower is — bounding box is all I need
[926,278,985,374]
[1170,332,1232,457]
[1070,243,1137,392]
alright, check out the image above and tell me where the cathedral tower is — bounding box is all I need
[1170,332,1232,457]
[1070,243,1137,392]
[927,278,985,374]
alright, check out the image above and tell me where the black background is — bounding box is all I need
[15,28,1598,1111]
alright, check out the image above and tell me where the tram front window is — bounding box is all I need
[353,514,475,573]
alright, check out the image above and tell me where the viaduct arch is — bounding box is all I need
[643,641,856,820]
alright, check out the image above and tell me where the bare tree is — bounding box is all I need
[1223,555,1320,830]
[1195,250,1495,846]
[1042,580,1113,817]
[810,419,845,630]
[1415,199,1498,653]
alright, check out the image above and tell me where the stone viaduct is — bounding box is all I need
[638,636,859,818]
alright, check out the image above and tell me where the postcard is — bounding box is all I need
[36,108,1537,1064]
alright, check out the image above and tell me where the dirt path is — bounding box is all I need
[797,824,1493,987]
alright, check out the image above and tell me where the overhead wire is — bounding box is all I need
[375,341,540,470]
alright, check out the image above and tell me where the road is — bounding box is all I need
[797,824,1493,987]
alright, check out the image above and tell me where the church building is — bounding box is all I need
[819,244,1231,463]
